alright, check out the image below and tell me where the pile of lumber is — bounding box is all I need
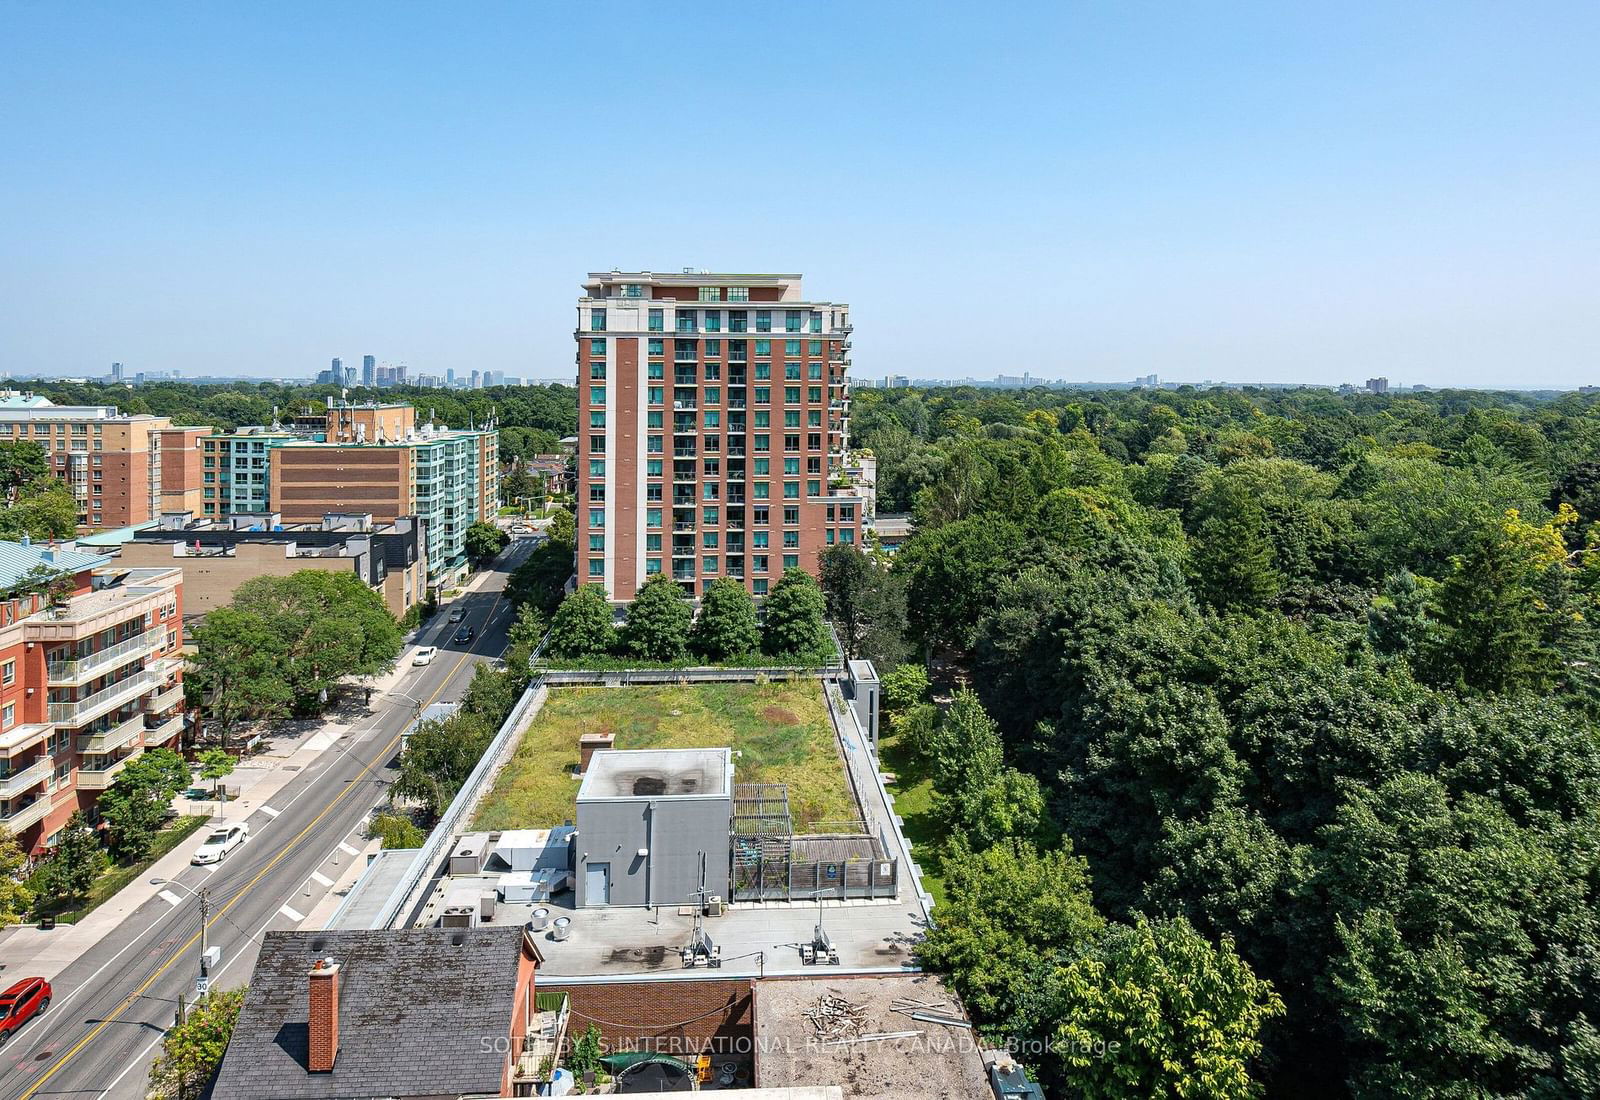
[802,993,867,1041]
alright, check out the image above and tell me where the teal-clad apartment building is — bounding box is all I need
[196,403,497,589]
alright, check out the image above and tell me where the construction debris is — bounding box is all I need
[889,996,946,1014]
[907,1011,972,1029]
[820,1030,925,1046]
[802,993,868,1042]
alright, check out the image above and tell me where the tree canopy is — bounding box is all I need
[855,383,1600,1098]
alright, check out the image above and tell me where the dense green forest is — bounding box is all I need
[832,384,1600,1098]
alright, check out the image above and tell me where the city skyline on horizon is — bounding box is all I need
[2,4,1595,390]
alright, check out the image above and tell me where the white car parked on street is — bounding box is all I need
[191,822,249,865]
[412,646,438,666]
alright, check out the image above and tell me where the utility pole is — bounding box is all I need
[196,886,212,999]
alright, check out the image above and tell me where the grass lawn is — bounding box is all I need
[876,719,948,907]
[49,815,210,924]
[474,681,857,832]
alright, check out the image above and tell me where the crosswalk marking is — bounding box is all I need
[158,890,182,907]
[338,841,359,856]
[310,871,334,887]
[278,904,305,922]
[259,805,281,818]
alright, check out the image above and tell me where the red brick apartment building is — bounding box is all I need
[575,271,863,601]
[0,391,210,529]
[0,542,186,854]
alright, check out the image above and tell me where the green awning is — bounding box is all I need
[599,1051,696,1073]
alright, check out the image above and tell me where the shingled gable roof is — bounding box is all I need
[213,925,535,1100]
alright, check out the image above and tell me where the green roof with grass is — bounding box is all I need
[473,681,857,832]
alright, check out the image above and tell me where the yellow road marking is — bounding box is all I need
[18,581,511,1099]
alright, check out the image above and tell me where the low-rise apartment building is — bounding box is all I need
[0,541,186,855]
[0,392,210,529]
[119,511,426,619]
[574,271,862,601]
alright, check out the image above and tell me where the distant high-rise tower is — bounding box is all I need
[1365,377,1390,395]
[331,357,343,379]
[470,369,481,389]
[446,368,456,386]
[362,355,376,387]
[111,362,124,382]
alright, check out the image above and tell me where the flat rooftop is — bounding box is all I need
[325,848,417,930]
[754,974,990,1100]
[508,894,924,979]
[577,747,733,801]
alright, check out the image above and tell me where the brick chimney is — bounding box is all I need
[578,732,614,773]
[307,957,340,1072]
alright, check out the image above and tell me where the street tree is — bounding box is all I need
[395,712,497,822]
[0,826,31,926]
[760,568,831,660]
[0,477,78,541]
[506,538,575,616]
[146,987,247,1100]
[231,571,402,713]
[619,574,691,661]
[198,748,235,803]
[368,812,426,849]
[689,577,761,661]
[548,507,575,546]
[0,441,47,493]
[98,748,188,863]
[186,608,293,749]
[547,583,617,658]
[28,812,103,912]
[465,520,510,564]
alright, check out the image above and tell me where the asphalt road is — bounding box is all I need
[0,537,537,1100]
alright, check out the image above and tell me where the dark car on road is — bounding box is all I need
[454,626,474,644]
[0,977,51,1046]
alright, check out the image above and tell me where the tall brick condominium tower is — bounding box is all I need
[576,271,862,601]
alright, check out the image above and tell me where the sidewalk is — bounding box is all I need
[0,560,511,981]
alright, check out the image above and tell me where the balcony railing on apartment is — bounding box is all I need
[76,712,146,755]
[143,713,185,746]
[76,745,145,791]
[147,682,184,714]
[47,628,163,684]
[0,758,48,798]
[48,671,157,725]
[0,796,47,831]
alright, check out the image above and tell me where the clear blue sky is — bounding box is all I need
[1,2,1595,388]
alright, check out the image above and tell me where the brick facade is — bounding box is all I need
[545,978,755,1059]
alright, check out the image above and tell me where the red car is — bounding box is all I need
[0,977,50,1046]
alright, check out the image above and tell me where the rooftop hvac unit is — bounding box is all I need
[440,905,477,930]
[450,833,489,876]
[479,891,496,921]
